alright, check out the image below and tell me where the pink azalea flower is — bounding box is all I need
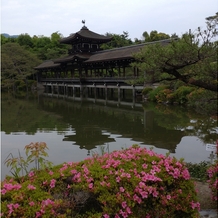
[190,201,200,210]
[142,164,148,169]
[116,176,121,183]
[40,209,45,214]
[36,211,42,218]
[119,187,125,192]
[27,184,36,190]
[14,184,22,190]
[121,201,127,209]
[182,169,190,180]
[140,191,148,199]
[29,201,35,206]
[50,179,56,188]
[152,190,158,197]
[166,195,171,200]
[13,203,19,209]
[1,189,6,195]
[126,206,132,214]
[88,183,93,189]
[71,169,77,174]
[28,171,34,177]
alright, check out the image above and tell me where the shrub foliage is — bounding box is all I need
[1,144,201,217]
[207,153,218,202]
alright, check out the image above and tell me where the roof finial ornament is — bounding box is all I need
[81,20,88,30]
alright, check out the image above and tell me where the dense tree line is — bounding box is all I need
[1,32,70,90]
[1,31,69,61]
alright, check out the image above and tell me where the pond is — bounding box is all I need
[1,92,217,179]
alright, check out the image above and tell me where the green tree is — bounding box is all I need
[51,31,63,46]
[132,14,217,92]
[30,33,68,60]
[101,31,133,49]
[17,33,33,48]
[142,30,171,42]
[1,43,41,90]
[1,34,9,45]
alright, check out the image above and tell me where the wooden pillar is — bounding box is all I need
[73,86,75,98]
[79,68,82,77]
[80,84,83,97]
[104,84,108,101]
[134,67,136,77]
[123,66,126,77]
[136,68,139,77]
[66,84,68,96]
[111,88,114,98]
[132,85,135,106]
[93,84,97,100]
[118,66,121,77]
[51,84,54,94]
[71,68,74,78]
[117,84,120,105]
[122,89,125,99]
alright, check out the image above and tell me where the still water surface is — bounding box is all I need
[1,92,217,179]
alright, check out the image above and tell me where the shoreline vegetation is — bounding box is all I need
[1,143,217,217]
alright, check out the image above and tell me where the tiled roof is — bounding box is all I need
[34,60,60,69]
[54,54,91,63]
[60,26,112,44]
[35,39,173,70]
[85,39,172,63]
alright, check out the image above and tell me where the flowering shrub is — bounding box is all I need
[147,85,168,102]
[155,88,174,104]
[1,145,200,217]
[173,86,195,104]
[207,160,218,201]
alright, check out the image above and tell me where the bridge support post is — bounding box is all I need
[132,85,135,106]
[104,84,107,103]
[122,89,125,100]
[57,84,59,96]
[63,84,66,96]
[66,84,68,96]
[117,84,120,105]
[73,86,75,98]
[50,84,53,94]
[93,84,96,101]
[80,85,83,97]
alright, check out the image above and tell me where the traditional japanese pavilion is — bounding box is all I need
[34,23,172,82]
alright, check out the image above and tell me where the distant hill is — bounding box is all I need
[2,33,19,38]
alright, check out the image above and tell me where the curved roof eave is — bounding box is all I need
[34,60,60,70]
[60,26,112,44]
[54,54,91,63]
[85,38,173,63]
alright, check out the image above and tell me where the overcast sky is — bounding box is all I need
[1,0,217,40]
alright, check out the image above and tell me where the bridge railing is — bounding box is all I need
[41,76,138,81]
